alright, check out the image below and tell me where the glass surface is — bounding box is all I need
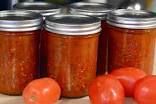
[0,30,40,95]
[41,30,99,97]
[107,24,156,74]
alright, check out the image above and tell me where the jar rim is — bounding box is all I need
[0,10,42,32]
[45,14,101,35]
[13,2,61,17]
[69,2,114,20]
[107,9,156,29]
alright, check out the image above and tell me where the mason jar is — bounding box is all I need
[107,9,156,74]
[14,2,62,77]
[69,2,114,75]
[43,14,101,97]
[0,10,42,95]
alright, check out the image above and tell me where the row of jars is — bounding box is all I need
[0,1,156,97]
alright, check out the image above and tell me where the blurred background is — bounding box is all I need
[1,0,156,12]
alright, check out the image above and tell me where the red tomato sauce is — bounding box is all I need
[0,31,40,95]
[43,30,99,97]
[107,25,156,74]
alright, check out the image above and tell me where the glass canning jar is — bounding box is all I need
[43,14,101,97]
[107,9,156,74]
[0,10,42,95]
[14,2,62,77]
[69,2,114,75]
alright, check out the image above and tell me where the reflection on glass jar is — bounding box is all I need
[107,9,156,74]
[0,10,42,95]
[69,2,114,75]
[43,14,101,97]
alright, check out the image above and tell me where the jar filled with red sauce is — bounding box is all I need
[13,2,61,77]
[0,10,42,95]
[44,14,101,97]
[107,9,156,74]
[69,2,114,75]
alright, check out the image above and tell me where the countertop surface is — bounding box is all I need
[0,94,137,104]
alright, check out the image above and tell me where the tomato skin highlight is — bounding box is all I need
[134,75,156,104]
[110,67,146,97]
[88,75,125,104]
[23,78,61,104]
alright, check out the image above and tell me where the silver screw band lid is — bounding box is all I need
[45,14,101,35]
[69,2,114,20]
[14,2,61,17]
[0,10,42,32]
[107,9,156,29]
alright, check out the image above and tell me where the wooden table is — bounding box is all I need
[0,94,137,104]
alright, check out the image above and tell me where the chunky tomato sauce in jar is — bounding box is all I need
[44,14,101,97]
[14,2,61,77]
[0,10,42,95]
[107,9,156,74]
[69,2,114,75]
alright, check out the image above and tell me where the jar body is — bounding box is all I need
[43,30,99,97]
[97,20,108,75]
[107,25,156,74]
[0,30,40,95]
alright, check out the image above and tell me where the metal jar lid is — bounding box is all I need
[69,2,114,20]
[14,2,61,17]
[0,10,42,32]
[45,14,101,35]
[107,9,156,29]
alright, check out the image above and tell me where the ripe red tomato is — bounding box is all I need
[88,75,125,104]
[134,75,156,104]
[110,67,146,97]
[23,78,61,104]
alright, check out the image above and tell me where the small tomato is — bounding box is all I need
[110,67,146,97]
[23,78,61,104]
[134,75,156,104]
[88,75,125,104]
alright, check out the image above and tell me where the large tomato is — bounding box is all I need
[23,78,61,104]
[88,75,125,104]
[134,75,156,104]
[110,67,146,97]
